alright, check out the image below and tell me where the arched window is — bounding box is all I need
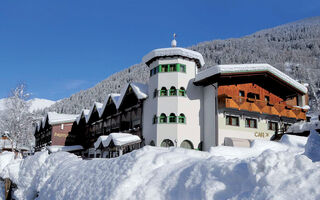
[179,87,186,96]
[149,140,155,146]
[198,141,203,151]
[169,113,176,123]
[160,87,167,96]
[159,113,167,123]
[161,139,174,147]
[169,86,177,96]
[178,113,186,123]
[180,140,194,149]
[153,115,158,124]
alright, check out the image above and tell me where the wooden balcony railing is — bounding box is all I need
[218,95,306,120]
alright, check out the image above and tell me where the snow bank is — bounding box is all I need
[304,130,320,162]
[0,152,15,174]
[280,134,308,148]
[1,136,320,200]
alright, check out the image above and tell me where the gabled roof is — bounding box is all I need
[86,102,103,123]
[116,82,148,109]
[142,47,205,68]
[76,109,90,125]
[41,112,79,128]
[100,93,120,117]
[94,133,141,149]
[194,63,308,94]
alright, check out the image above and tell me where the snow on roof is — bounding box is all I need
[46,145,84,153]
[0,138,13,149]
[76,109,90,125]
[94,133,141,149]
[100,93,121,118]
[195,63,308,94]
[116,82,148,109]
[142,47,205,68]
[42,112,79,128]
[86,102,103,123]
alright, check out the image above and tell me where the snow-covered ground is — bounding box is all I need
[0,98,55,112]
[0,134,320,200]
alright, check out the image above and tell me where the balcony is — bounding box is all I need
[218,95,306,120]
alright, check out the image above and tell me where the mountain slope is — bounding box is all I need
[46,16,320,114]
[0,98,56,113]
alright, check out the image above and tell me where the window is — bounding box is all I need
[180,64,186,72]
[153,115,158,124]
[161,139,174,147]
[169,64,177,72]
[161,65,169,72]
[247,92,260,100]
[178,113,186,123]
[169,86,177,96]
[180,140,194,149]
[160,87,167,96]
[239,90,245,97]
[149,140,155,146]
[159,113,167,123]
[179,87,186,96]
[265,96,270,103]
[268,121,278,131]
[245,118,257,128]
[226,116,239,126]
[150,70,153,77]
[61,124,64,130]
[169,113,177,123]
[153,89,158,98]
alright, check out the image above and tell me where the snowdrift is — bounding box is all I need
[1,135,320,200]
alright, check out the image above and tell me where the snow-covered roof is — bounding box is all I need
[76,109,90,125]
[116,82,148,109]
[142,47,205,68]
[46,145,84,153]
[86,102,103,123]
[42,112,79,128]
[100,93,120,117]
[94,133,141,149]
[195,63,308,94]
[0,138,13,149]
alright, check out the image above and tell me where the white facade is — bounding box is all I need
[141,45,308,151]
[143,57,203,149]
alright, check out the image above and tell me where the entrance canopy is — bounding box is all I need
[94,133,141,149]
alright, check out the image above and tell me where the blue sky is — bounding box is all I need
[0,0,319,101]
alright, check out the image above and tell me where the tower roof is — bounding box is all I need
[142,47,205,68]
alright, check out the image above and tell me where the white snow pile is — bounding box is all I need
[304,130,320,162]
[287,120,320,134]
[1,135,320,200]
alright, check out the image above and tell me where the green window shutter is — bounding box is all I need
[159,65,162,72]
[177,64,181,72]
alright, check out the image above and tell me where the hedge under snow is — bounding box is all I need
[1,134,320,200]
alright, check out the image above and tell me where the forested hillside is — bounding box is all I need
[44,16,320,115]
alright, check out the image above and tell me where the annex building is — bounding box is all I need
[34,39,309,156]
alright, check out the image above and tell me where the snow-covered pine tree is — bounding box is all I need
[0,83,37,149]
